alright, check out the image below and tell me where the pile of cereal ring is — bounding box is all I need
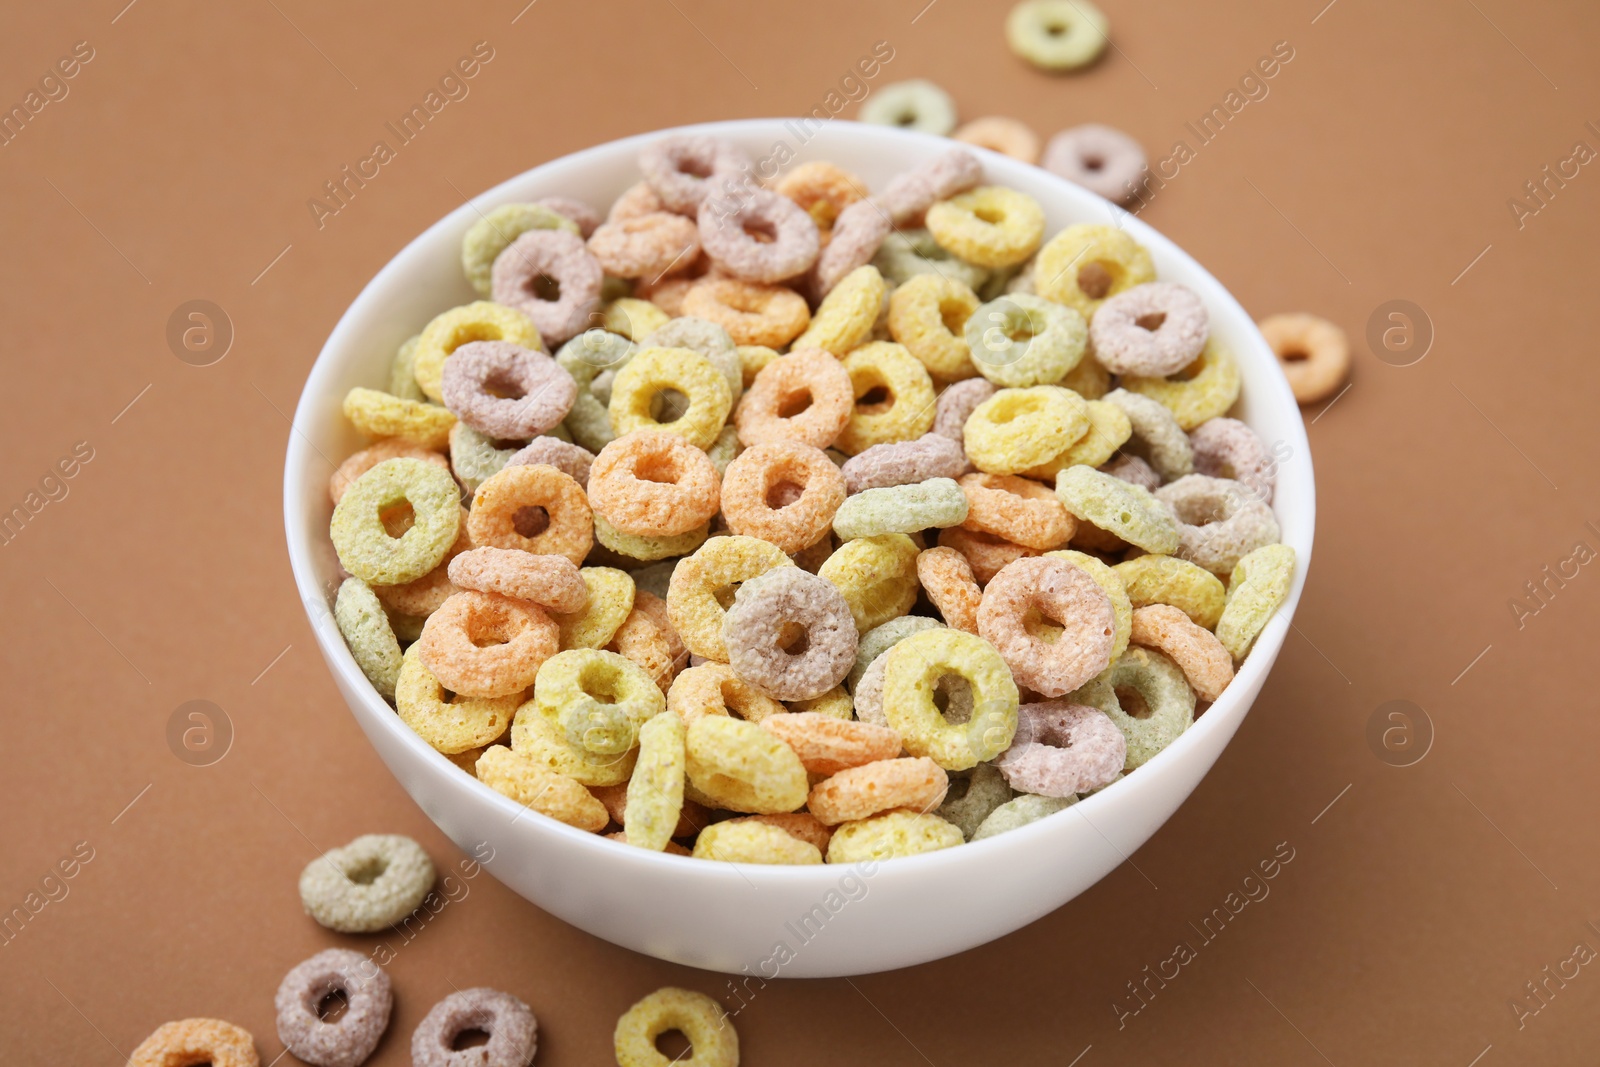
[324,131,1297,867]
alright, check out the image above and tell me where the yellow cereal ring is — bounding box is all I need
[882,628,1019,770]
[533,647,663,755]
[1035,223,1156,320]
[594,513,710,562]
[692,820,822,864]
[818,533,921,633]
[1021,398,1132,478]
[736,344,780,388]
[509,698,638,786]
[601,296,671,340]
[786,685,854,719]
[887,273,980,382]
[1120,338,1243,430]
[684,715,809,814]
[342,388,456,450]
[330,458,462,585]
[667,662,788,724]
[825,809,964,863]
[621,712,686,851]
[552,567,636,649]
[791,265,886,356]
[614,988,738,1067]
[1061,352,1111,399]
[666,536,794,660]
[1046,548,1133,661]
[461,202,580,295]
[413,301,541,402]
[835,341,937,455]
[609,346,732,450]
[925,186,1046,268]
[1216,543,1296,661]
[395,644,519,754]
[474,745,608,831]
[963,386,1090,475]
[1113,554,1227,630]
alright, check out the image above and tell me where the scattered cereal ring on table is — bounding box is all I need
[128,1019,259,1067]
[614,987,738,1067]
[883,628,1019,770]
[1006,0,1110,70]
[1130,604,1234,701]
[1034,223,1156,320]
[842,434,969,493]
[413,300,541,403]
[979,556,1116,697]
[341,388,456,450]
[685,714,809,813]
[888,272,981,382]
[1042,124,1146,204]
[971,793,1076,840]
[552,566,636,649]
[693,820,822,864]
[1104,387,1194,481]
[1215,542,1296,661]
[461,202,580,295]
[722,567,858,701]
[395,644,520,753]
[819,532,921,633]
[953,116,1041,163]
[826,809,965,862]
[334,578,404,701]
[959,472,1075,549]
[1155,474,1281,576]
[298,834,435,934]
[275,948,391,1067]
[1054,464,1180,554]
[699,174,820,283]
[468,462,593,565]
[440,340,577,440]
[411,987,538,1067]
[587,430,721,537]
[608,346,733,450]
[858,78,958,134]
[996,699,1125,797]
[926,186,1046,269]
[329,437,449,505]
[964,294,1087,388]
[734,349,853,449]
[668,662,788,724]
[939,762,1015,840]
[917,545,983,633]
[1189,417,1277,505]
[791,264,885,356]
[623,712,687,851]
[331,458,462,585]
[964,386,1090,475]
[681,277,810,348]
[1120,338,1242,430]
[1256,312,1350,404]
[835,341,937,455]
[667,535,795,661]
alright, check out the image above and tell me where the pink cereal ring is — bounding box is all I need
[536,195,601,237]
[978,556,1115,697]
[879,147,984,225]
[811,197,893,297]
[587,213,701,280]
[995,699,1126,796]
[698,175,820,283]
[842,433,969,493]
[735,348,854,450]
[1042,124,1147,205]
[1189,417,1276,505]
[490,229,604,346]
[274,948,392,1067]
[639,134,753,215]
[505,436,596,488]
[410,988,537,1067]
[440,340,577,440]
[447,547,587,613]
[1089,282,1209,377]
[931,378,998,440]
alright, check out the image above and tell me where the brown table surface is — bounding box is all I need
[4,0,1597,1063]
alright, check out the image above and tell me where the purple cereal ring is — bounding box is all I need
[440,340,577,440]
[1189,417,1276,505]
[698,175,820,283]
[842,434,969,493]
[879,147,984,225]
[1042,124,1147,205]
[506,435,596,488]
[275,948,392,1067]
[1155,474,1281,576]
[812,198,893,298]
[536,195,600,238]
[931,378,998,440]
[1100,453,1161,492]
[995,700,1125,797]
[639,134,753,215]
[587,213,701,281]
[490,229,603,346]
[411,988,537,1067]
[1089,282,1209,377]
[723,567,859,701]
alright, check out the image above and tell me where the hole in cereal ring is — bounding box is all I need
[1082,155,1105,172]
[777,620,810,655]
[713,584,740,610]
[939,300,969,334]
[1280,346,1310,363]
[441,686,460,703]
[513,505,550,538]
[656,1030,693,1059]
[345,855,388,885]
[766,480,804,509]
[1077,262,1113,299]
[317,989,350,1023]
[529,273,562,302]
[380,502,416,539]
[652,388,690,423]
[470,627,510,649]
[452,1029,493,1051]
[636,453,682,485]
[932,687,951,715]
[1170,356,1205,381]
[1118,510,1132,525]
[484,370,527,401]
[777,389,814,418]
[975,205,1006,225]
[679,157,714,179]
[895,111,917,127]
[1135,312,1167,332]
[742,219,778,243]
[857,384,893,412]
[1115,685,1153,720]
[1046,19,1069,35]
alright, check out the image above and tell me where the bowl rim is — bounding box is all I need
[284,117,1315,886]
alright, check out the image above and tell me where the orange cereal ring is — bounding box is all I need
[1257,312,1350,404]
[587,430,721,537]
[467,463,593,565]
[447,547,586,612]
[937,526,1038,585]
[414,590,558,699]
[723,812,834,853]
[681,278,811,348]
[667,662,787,724]
[958,472,1075,550]
[587,212,700,280]
[916,546,982,633]
[719,441,846,554]
[759,711,902,776]
[606,600,683,693]
[607,180,668,222]
[978,556,1116,697]
[953,116,1041,163]
[807,757,949,825]
[1129,603,1234,701]
[329,438,448,505]
[634,273,697,317]
[666,535,795,660]
[887,273,980,382]
[128,1018,259,1067]
[774,160,868,238]
[734,349,854,450]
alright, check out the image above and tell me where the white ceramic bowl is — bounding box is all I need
[285,119,1315,978]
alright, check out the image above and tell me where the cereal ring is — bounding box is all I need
[826,809,964,862]
[926,186,1045,269]
[1113,553,1227,629]
[936,526,1039,585]
[587,430,721,537]
[415,591,556,699]
[1129,604,1233,701]
[468,463,592,564]
[298,834,434,933]
[1044,548,1133,660]
[414,301,541,403]
[534,648,663,755]
[842,434,968,493]
[538,194,601,236]
[342,388,456,450]
[1042,123,1145,203]
[809,757,949,825]
[971,793,1076,840]
[506,435,595,488]
[608,591,687,691]
[699,174,820,282]
[786,685,853,720]
[978,556,1115,697]
[853,650,974,729]
[1257,312,1349,404]
[965,294,1088,388]
[953,116,1041,162]
[872,228,988,291]
[734,349,853,449]
[736,344,780,389]
[759,712,901,776]
[1120,338,1242,430]
[1101,453,1161,491]
[775,160,867,233]
[331,458,462,585]
[1100,646,1196,768]
[681,278,809,348]
[609,180,669,222]
[639,317,743,402]
[1089,282,1208,377]
[369,503,470,617]
[959,472,1074,549]
[667,535,795,660]
[879,148,984,225]
[1054,465,1179,554]
[691,820,821,864]
[446,548,584,612]
[831,477,968,540]
[614,988,738,1067]
[722,812,833,853]
[508,701,637,786]
[553,567,636,649]
[1020,399,1133,479]
[275,949,391,1067]
[619,712,687,851]
[395,645,520,752]
[461,203,580,296]
[1216,543,1296,661]
[596,780,706,840]
[882,628,1019,770]
[1035,224,1156,320]
[129,1019,259,1067]
[411,987,538,1067]
[938,763,1014,839]
[489,228,604,346]
[722,568,858,700]
[595,514,710,561]
[449,424,516,495]
[668,661,788,725]
[917,546,982,633]
[588,213,701,280]
[859,78,958,134]
[601,297,671,342]
[390,334,426,401]
[995,700,1125,797]
[819,532,921,633]
[932,378,997,440]
[1190,417,1276,505]
[1007,0,1109,70]
[964,386,1090,474]
[685,714,809,813]
[836,342,937,455]
[1104,387,1194,480]
[810,196,894,298]
[1155,474,1281,576]
[609,346,733,450]
[792,264,886,357]
[849,615,944,692]
[887,272,980,382]
[554,328,636,451]
[335,578,404,701]
[1062,351,1111,398]
[440,340,577,440]
[640,134,752,215]
[330,438,449,505]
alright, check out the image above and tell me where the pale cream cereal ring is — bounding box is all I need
[953,116,1041,162]
[1104,387,1194,481]
[298,833,435,934]
[620,712,687,851]
[599,296,670,341]
[1035,223,1156,321]
[723,812,834,853]
[667,535,795,660]
[1257,312,1350,404]
[1155,473,1281,576]
[1042,123,1146,204]
[849,615,943,692]
[887,272,981,382]
[1062,351,1111,398]
[785,685,853,720]
[614,988,738,1067]
[413,301,541,403]
[736,343,779,388]
[832,477,969,540]
[391,334,426,401]
[873,227,987,291]
[825,809,964,862]
[882,628,1019,770]
[1129,604,1233,701]
[734,349,854,450]
[685,714,809,814]
[1007,0,1109,70]
[668,662,787,724]
[722,568,858,700]
[468,463,593,565]
[916,546,983,633]
[978,556,1116,697]
[449,423,517,495]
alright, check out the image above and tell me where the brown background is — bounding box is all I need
[3,0,1597,1063]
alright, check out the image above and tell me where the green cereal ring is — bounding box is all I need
[556,329,636,452]
[971,793,1077,840]
[858,78,958,135]
[964,294,1088,388]
[1021,398,1131,479]
[609,346,733,451]
[624,712,687,852]
[1121,338,1243,431]
[1046,549,1132,661]
[299,833,435,933]
[510,698,638,786]
[1054,464,1179,555]
[832,477,968,540]
[1113,554,1226,630]
[883,628,1019,771]
[964,386,1091,475]
[1099,646,1194,769]
[938,763,1015,840]
[872,229,990,292]
[448,423,516,495]
[849,615,944,692]
[595,514,710,562]
[462,203,580,296]
[1216,543,1296,661]
[819,533,921,634]
[1104,387,1194,481]
[390,334,426,401]
[553,567,636,649]
[1006,0,1109,71]
[826,810,964,863]
[413,301,541,403]
[534,648,664,756]
[1035,224,1155,321]
[395,644,519,753]
[330,458,462,585]
[706,425,741,475]
[334,578,404,701]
